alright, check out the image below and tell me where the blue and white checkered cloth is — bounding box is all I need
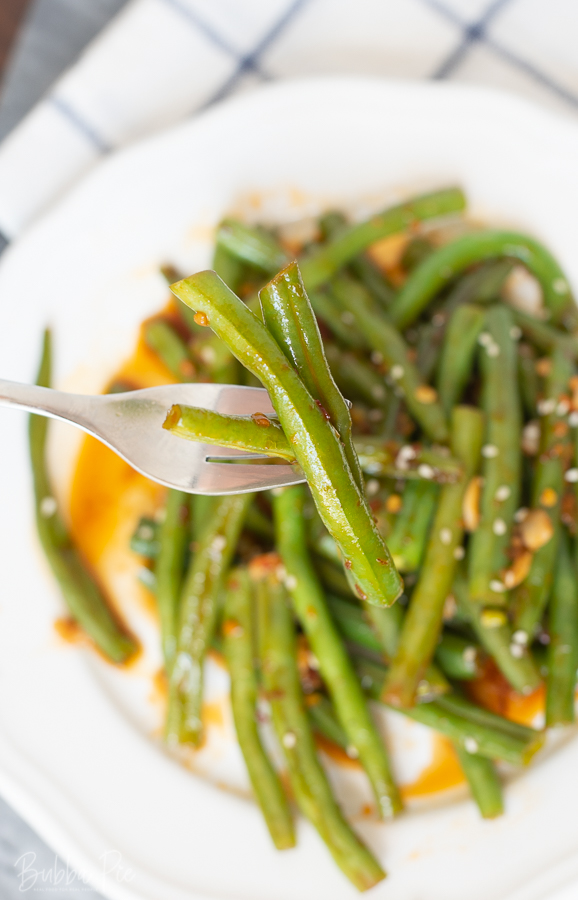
[0,0,577,244]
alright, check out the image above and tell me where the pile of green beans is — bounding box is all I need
[32,187,578,892]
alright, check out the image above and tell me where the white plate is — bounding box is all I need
[1,77,578,900]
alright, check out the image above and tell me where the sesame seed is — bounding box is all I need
[565,468,578,483]
[486,342,500,358]
[489,579,507,593]
[341,311,355,325]
[512,630,528,646]
[569,412,578,428]
[439,527,452,545]
[346,745,359,759]
[495,485,511,502]
[366,479,380,496]
[40,496,57,518]
[510,326,522,340]
[282,732,297,749]
[478,332,492,347]
[418,463,435,480]
[463,646,477,665]
[557,399,570,416]
[361,675,373,689]
[391,364,404,380]
[453,546,465,560]
[510,643,524,658]
[371,385,386,400]
[493,518,507,536]
[284,575,298,591]
[464,737,478,754]
[371,351,384,365]
[553,278,568,295]
[482,444,499,458]
[537,398,556,416]
[514,507,529,523]
[138,524,155,541]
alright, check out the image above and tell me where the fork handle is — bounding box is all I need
[0,379,101,434]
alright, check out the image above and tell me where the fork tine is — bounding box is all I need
[193,460,305,495]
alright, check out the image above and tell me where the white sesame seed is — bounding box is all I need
[391,364,405,381]
[557,399,570,416]
[284,575,298,591]
[366,479,380,496]
[346,745,359,759]
[565,468,578,483]
[418,463,435,480]
[341,311,355,325]
[464,737,479,754]
[40,496,57,518]
[482,444,499,458]
[514,507,529,523]
[212,535,226,552]
[371,385,386,400]
[553,278,568,295]
[537,398,556,416]
[138,524,155,541]
[493,518,507,536]
[453,546,465,560]
[495,485,511,502]
[371,351,384,365]
[282,732,297,749]
[361,675,373,689]
[486,342,501,358]
[490,579,507,594]
[439,527,452,546]
[308,653,321,671]
[478,332,492,347]
[463,646,477,665]
[510,326,522,340]
[512,630,528,646]
[569,412,578,428]
[510,643,524,658]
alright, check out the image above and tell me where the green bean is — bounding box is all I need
[435,691,540,742]
[313,555,353,597]
[414,319,445,381]
[382,406,484,707]
[386,480,439,572]
[455,747,503,818]
[308,288,367,349]
[324,344,389,410]
[160,263,182,285]
[155,489,189,669]
[330,274,449,443]
[29,330,137,664]
[389,231,575,331]
[441,259,514,314]
[434,632,481,681]
[358,659,543,765]
[307,692,350,749]
[244,503,274,543]
[171,270,403,608]
[260,261,363,489]
[327,594,450,699]
[222,567,295,849]
[401,236,434,272]
[166,492,253,745]
[163,404,296,461]
[190,494,218,544]
[350,256,396,309]
[130,516,160,559]
[354,438,462,483]
[545,532,578,727]
[452,567,541,694]
[511,309,578,359]
[468,306,522,605]
[212,243,246,294]
[273,485,401,816]
[512,347,574,639]
[143,319,195,381]
[255,569,386,891]
[518,343,539,418]
[300,188,466,290]
[216,219,289,274]
[437,304,486,415]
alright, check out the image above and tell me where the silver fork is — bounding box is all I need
[0,380,305,494]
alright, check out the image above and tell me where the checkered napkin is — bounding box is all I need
[0,0,576,242]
